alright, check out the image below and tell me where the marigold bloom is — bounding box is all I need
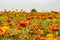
[19,22,27,27]
[37,36,46,40]
[37,29,44,35]
[1,26,10,33]
[47,38,54,40]
[57,38,60,40]
[50,27,59,32]
[0,28,4,36]
[29,31,34,35]
[24,35,29,40]
[47,34,53,38]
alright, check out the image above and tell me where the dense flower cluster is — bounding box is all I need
[0,10,60,40]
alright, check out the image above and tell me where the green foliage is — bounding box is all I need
[52,18,59,24]
[42,19,51,29]
[31,9,37,12]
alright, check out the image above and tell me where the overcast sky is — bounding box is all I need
[0,0,60,11]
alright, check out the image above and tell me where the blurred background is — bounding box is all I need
[0,0,60,11]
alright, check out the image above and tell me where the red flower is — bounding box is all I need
[29,31,34,35]
[52,28,59,32]
[19,22,27,27]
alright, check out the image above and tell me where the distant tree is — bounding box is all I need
[21,9,23,12]
[4,9,7,12]
[4,9,8,13]
[51,11,58,14]
[31,9,37,12]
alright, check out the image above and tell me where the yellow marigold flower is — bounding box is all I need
[47,38,54,40]
[2,16,5,19]
[1,26,10,33]
[54,38,57,40]
[47,34,53,38]
[47,38,57,40]
[17,30,22,33]
[16,14,19,16]
[37,29,44,34]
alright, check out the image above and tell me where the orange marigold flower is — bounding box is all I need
[57,38,60,40]
[32,35,37,39]
[37,36,46,40]
[27,21,32,25]
[24,35,29,40]
[31,24,37,27]
[0,28,4,36]
[34,26,39,30]
[26,17,31,20]
[50,27,59,32]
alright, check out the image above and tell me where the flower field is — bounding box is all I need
[0,10,60,40]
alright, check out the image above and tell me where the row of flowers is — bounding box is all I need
[0,11,60,40]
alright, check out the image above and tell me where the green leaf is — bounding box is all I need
[0,36,3,40]
[0,16,2,21]
[52,18,58,24]
[42,19,51,29]
[28,35,34,40]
